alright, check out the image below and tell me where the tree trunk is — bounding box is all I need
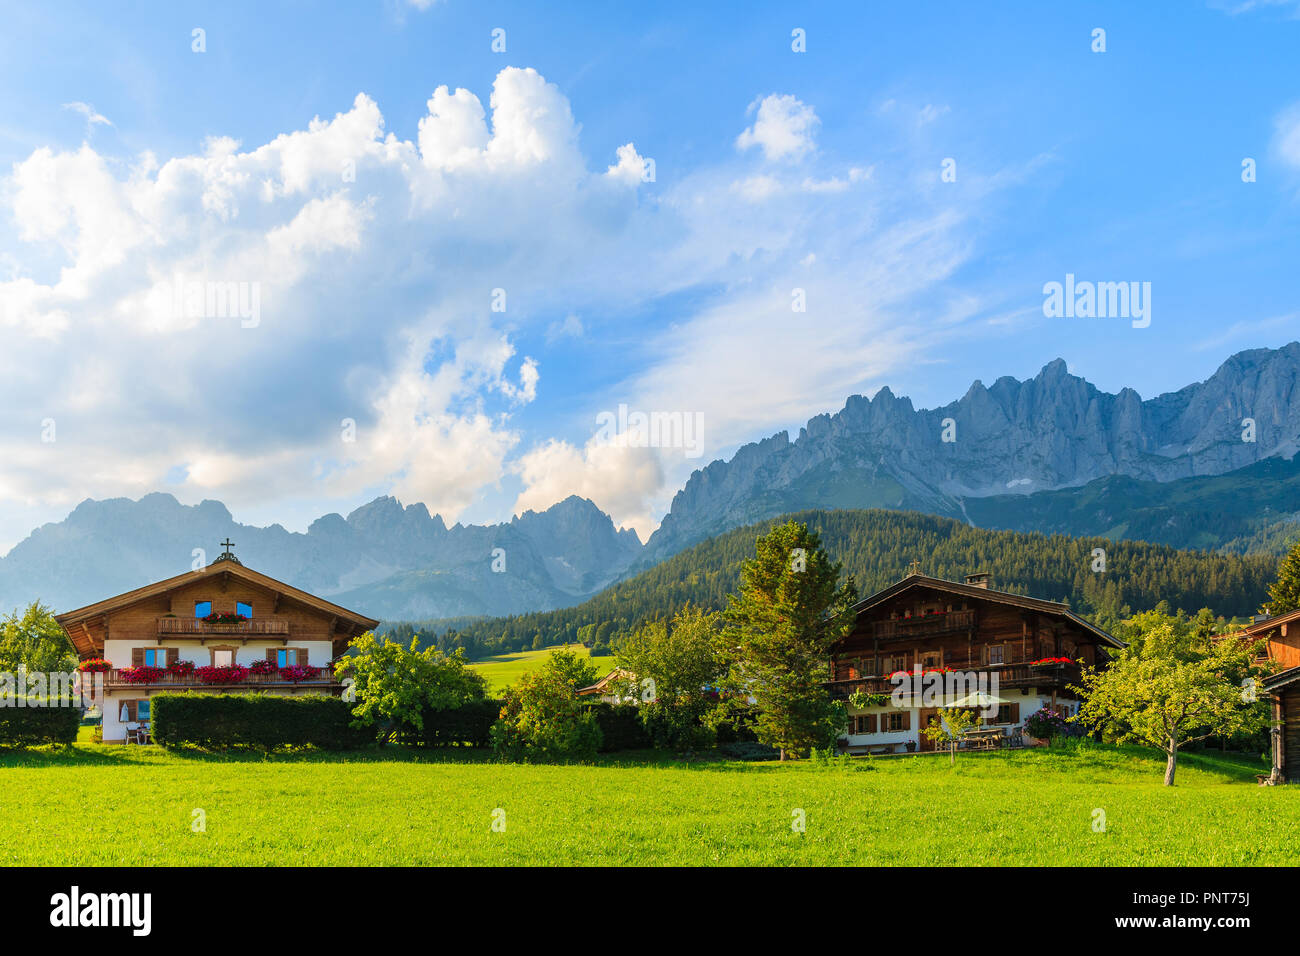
[779,748,786,762]
[949,742,956,766]
[1164,742,1177,786]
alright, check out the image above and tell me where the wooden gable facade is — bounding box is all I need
[829,572,1123,753]
[56,552,380,743]
[1221,608,1300,783]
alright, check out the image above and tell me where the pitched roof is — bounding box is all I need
[1220,607,1300,640]
[1263,665,1300,691]
[55,558,379,657]
[852,572,1125,648]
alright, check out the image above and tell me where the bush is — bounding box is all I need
[417,699,503,747]
[589,643,612,657]
[491,650,603,761]
[1023,706,1070,741]
[0,705,80,747]
[150,693,373,751]
[588,703,650,751]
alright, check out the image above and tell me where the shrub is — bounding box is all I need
[0,705,80,747]
[1024,706,1069,740]
[588,703,650,751]
[150,693,373,750]
[589,643,612,658]
[417,699,503,747]
[342,633,487,744]
[491,650,602,761]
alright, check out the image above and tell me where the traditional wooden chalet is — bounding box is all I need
[56,543,379,743]
[1220,608,1300,783]
[829,571,1123,754]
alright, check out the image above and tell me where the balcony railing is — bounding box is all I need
[101,668,340,690]
[827,660,1082,699]
[871,608,976,640]
[157,617,289,636]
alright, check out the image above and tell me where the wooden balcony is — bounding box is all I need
[827,660,1082,700]
[871,608,976,640]
[101,668,340,691]
[157,617,289,636]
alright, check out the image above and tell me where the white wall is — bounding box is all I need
[841,688,1078,751]
[100,639,337,743]
[103,639,334,669]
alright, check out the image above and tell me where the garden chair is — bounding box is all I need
[124,721,140,744]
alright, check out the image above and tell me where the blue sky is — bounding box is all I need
[0,0,1298,551]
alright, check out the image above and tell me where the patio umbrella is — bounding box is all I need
[119,702,129,722]
[945,691,1011,709]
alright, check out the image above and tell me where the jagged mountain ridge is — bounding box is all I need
[2,343,1298,623]
[0,492,642,619]
[643,343,1300,562]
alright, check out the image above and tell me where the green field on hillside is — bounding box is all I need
[0,743,1292,866]
[467,644,617,695]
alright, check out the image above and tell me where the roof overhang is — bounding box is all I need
[850,573,1126,649]
[55,561,380,659]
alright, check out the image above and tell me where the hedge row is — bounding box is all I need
[150,693,373,750]
[588,703,651,751]
[0,705,80,747]
[418,699,502,747]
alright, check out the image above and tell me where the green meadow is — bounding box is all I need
[1,741,1294,866]
[467,644,617,696]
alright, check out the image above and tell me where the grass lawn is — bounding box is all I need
[0,742,1294,866]
[468,644,616,695]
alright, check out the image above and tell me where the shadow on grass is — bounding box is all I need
[0,741,1269,783]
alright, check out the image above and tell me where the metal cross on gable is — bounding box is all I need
[220,538,235,556]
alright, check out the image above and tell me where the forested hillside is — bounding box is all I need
[391,509,1277,659]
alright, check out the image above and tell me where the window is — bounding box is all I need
[236,601,252,618]
[994,703,1021,725]
[195,600,212,618]
[213,648,235,667]
[921,650,942,669]
[143,648,166,667]
[851,714,877,735]
[137,699,151,720]
[275,648,304,667]
[883,711,909,732]
[988,644,1005,665]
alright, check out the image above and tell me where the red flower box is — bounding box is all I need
[194,664,249,684]
[278,664,320,683]
[78,658,112,673]
[118,665,167,684]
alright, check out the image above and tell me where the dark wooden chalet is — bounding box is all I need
[829,571,1124,753]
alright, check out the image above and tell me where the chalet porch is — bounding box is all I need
[96,668,343,692]
[826,659,1083,698]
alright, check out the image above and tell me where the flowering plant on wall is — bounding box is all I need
[194,664,249,684]
[248,658,276,675]
[118,665,167,684]
[77,658,112,673]
[278,664,320,683]
[1023,706,1069,740]
[1030,657,1074,666]
[167,659,195,676]
[202,612,248,625]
